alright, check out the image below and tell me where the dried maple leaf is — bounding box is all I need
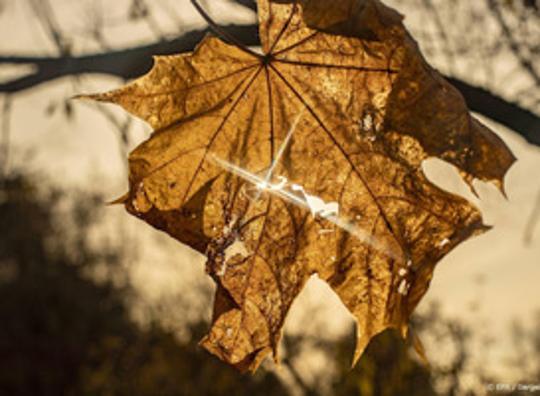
[82,0,515,372]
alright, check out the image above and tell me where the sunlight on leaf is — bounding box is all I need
[81,0,515,372]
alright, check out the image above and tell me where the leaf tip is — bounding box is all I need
[71,93,95,101]
[72,91,115,104]
[460,172,480,198]
[107,192,130,206]
[351,325,371,367]
[409,326,431,369]
[495,177,511,200]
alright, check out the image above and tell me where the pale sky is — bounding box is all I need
[1,0,539,384]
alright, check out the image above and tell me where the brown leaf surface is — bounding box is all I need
[82,0,515,372]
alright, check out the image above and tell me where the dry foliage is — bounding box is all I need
[82,0,515,372]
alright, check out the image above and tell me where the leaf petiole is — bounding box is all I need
[190,0,262,59]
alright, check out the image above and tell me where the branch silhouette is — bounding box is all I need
[0,22,538,146]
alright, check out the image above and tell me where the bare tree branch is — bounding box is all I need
[0,22,538,146]
[0,24,259,92]
[447,77,540,146]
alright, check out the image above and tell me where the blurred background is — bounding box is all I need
[0,0,539,395]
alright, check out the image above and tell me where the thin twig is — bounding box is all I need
[282,357,312,394]
[28,0,69,55]
[135,0,166,40]
[488,0,540,85]
[525,189,540,245]
[421,0,456,72]
[1,95,12,177]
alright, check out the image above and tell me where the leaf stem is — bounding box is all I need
[190,0,262,59]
